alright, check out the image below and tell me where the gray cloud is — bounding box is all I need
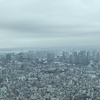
[0,0,100,48]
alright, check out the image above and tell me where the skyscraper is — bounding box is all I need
[0,66,2,81]
[0,67,2,99]
[47,52,55,63]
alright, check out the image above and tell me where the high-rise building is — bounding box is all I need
[6,53,12,62]
[0,67,2,99]
[47,52,55,63]
[87,51,91,63]
[73,51,78,64]
[78,51,87,64]
[62,51,66,60]
[0,67,2,79]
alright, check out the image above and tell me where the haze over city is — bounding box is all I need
[0,0,100,48]
[1,1,100,99]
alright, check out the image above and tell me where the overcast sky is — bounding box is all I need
[0,0,100,48]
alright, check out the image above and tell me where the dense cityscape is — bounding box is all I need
[1,0,100,100]
[0,49,100,100]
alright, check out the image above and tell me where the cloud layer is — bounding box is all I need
[0,0,100,48]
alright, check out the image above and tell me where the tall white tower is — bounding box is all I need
[0,67,2,79]
[0,66,2,99]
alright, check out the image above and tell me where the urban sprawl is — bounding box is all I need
[0,49,100,100]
